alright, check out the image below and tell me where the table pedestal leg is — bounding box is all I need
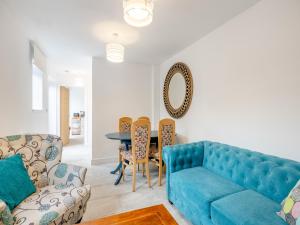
[114,163,127,185]
[110,162,122,174]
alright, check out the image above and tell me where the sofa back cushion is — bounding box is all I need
[0,134,62,188]
[202,141,300,203]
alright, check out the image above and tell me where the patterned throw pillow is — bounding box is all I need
[278,180,300,225]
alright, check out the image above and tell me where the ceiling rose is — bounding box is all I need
[123,0,154,27]
[106,43,125,63]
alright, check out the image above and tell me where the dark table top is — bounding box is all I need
[106,130,158,141]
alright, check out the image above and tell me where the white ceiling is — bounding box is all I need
[2,0,260,76]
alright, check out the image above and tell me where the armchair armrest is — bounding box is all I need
[163,142,204,201]
[48,163,87,187]
[0,200,14,225]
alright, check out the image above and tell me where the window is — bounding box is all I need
[32,64,44,110]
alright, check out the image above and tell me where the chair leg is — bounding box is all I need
[138,163,140,171]
[142,163,145,177]
[159,159,163,186]
[132,164,136,192]
[146,161,151,188]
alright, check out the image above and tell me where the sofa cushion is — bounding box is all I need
[203,141,300,203]
[211,190,287,225]
[171,166,244,217]
[0,154,36,210]
[12,184,91,225]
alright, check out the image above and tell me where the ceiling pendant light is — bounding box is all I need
[106,33,124,63]
[106,43,125,63]
[123,0,154,27]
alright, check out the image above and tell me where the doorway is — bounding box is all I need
[48,74,92,167]
[69,86,86,146]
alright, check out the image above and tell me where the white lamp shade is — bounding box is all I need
[106,43,125,63]
[123,0,154,27]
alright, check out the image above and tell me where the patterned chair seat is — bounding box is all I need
[12,184,91,225]
[149,146,159,158]
[149,151,159,159]
[120,150,133,161]
[119,144,127,152]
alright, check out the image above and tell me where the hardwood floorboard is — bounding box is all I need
[80,204,178,225]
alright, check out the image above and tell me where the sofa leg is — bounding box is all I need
[76,218,82,224]
[168,200,173,205]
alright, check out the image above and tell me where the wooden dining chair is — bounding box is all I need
[118,117,133,162]
[138,116,150,122]
[119,117,133,133]
[150,118,175,186]
[121,119,151,192]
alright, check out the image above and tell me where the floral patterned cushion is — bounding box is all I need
[149,145,159,158]
[149,151,159,159]
[121,150,133,161]
[12,184,91,225]
[133,126,149,160]
[119,144,127,152]
[119,121,131,132]
[278,180,300,224]
[0,135,62,189]
[162,125,173,147]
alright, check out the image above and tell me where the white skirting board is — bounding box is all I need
[91,157,118,165]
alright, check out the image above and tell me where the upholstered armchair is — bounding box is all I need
[0,134,91,225]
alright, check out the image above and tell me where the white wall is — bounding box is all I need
[0,4,48,136]
[48,83,59,135]
[151,65,161,128]
[159,0,300,161]
[69,87,85,118]
[92,58,153,164]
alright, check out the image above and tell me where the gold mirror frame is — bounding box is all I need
[163,62,193,119]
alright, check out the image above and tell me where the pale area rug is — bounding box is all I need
[62,142,190,225]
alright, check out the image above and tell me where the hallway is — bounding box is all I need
[62,135,91,168]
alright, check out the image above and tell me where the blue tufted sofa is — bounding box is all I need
[163,141,300,225]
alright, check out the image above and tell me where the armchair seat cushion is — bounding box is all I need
[12,184,91,225]
[171,167,244,217]
[211,190,287,225]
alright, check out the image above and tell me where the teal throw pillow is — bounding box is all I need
[0,154,36,210]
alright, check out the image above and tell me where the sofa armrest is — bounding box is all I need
[0,200,14,225]
[163,142,204,174]
[48,163,87,187]
[163,142,204,201]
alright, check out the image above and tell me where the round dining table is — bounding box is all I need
[105,130,159,185]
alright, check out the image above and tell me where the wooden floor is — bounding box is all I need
[80,204,178,225]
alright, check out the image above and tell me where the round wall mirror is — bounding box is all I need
[168,73,186,109]
[163,62,193,119]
